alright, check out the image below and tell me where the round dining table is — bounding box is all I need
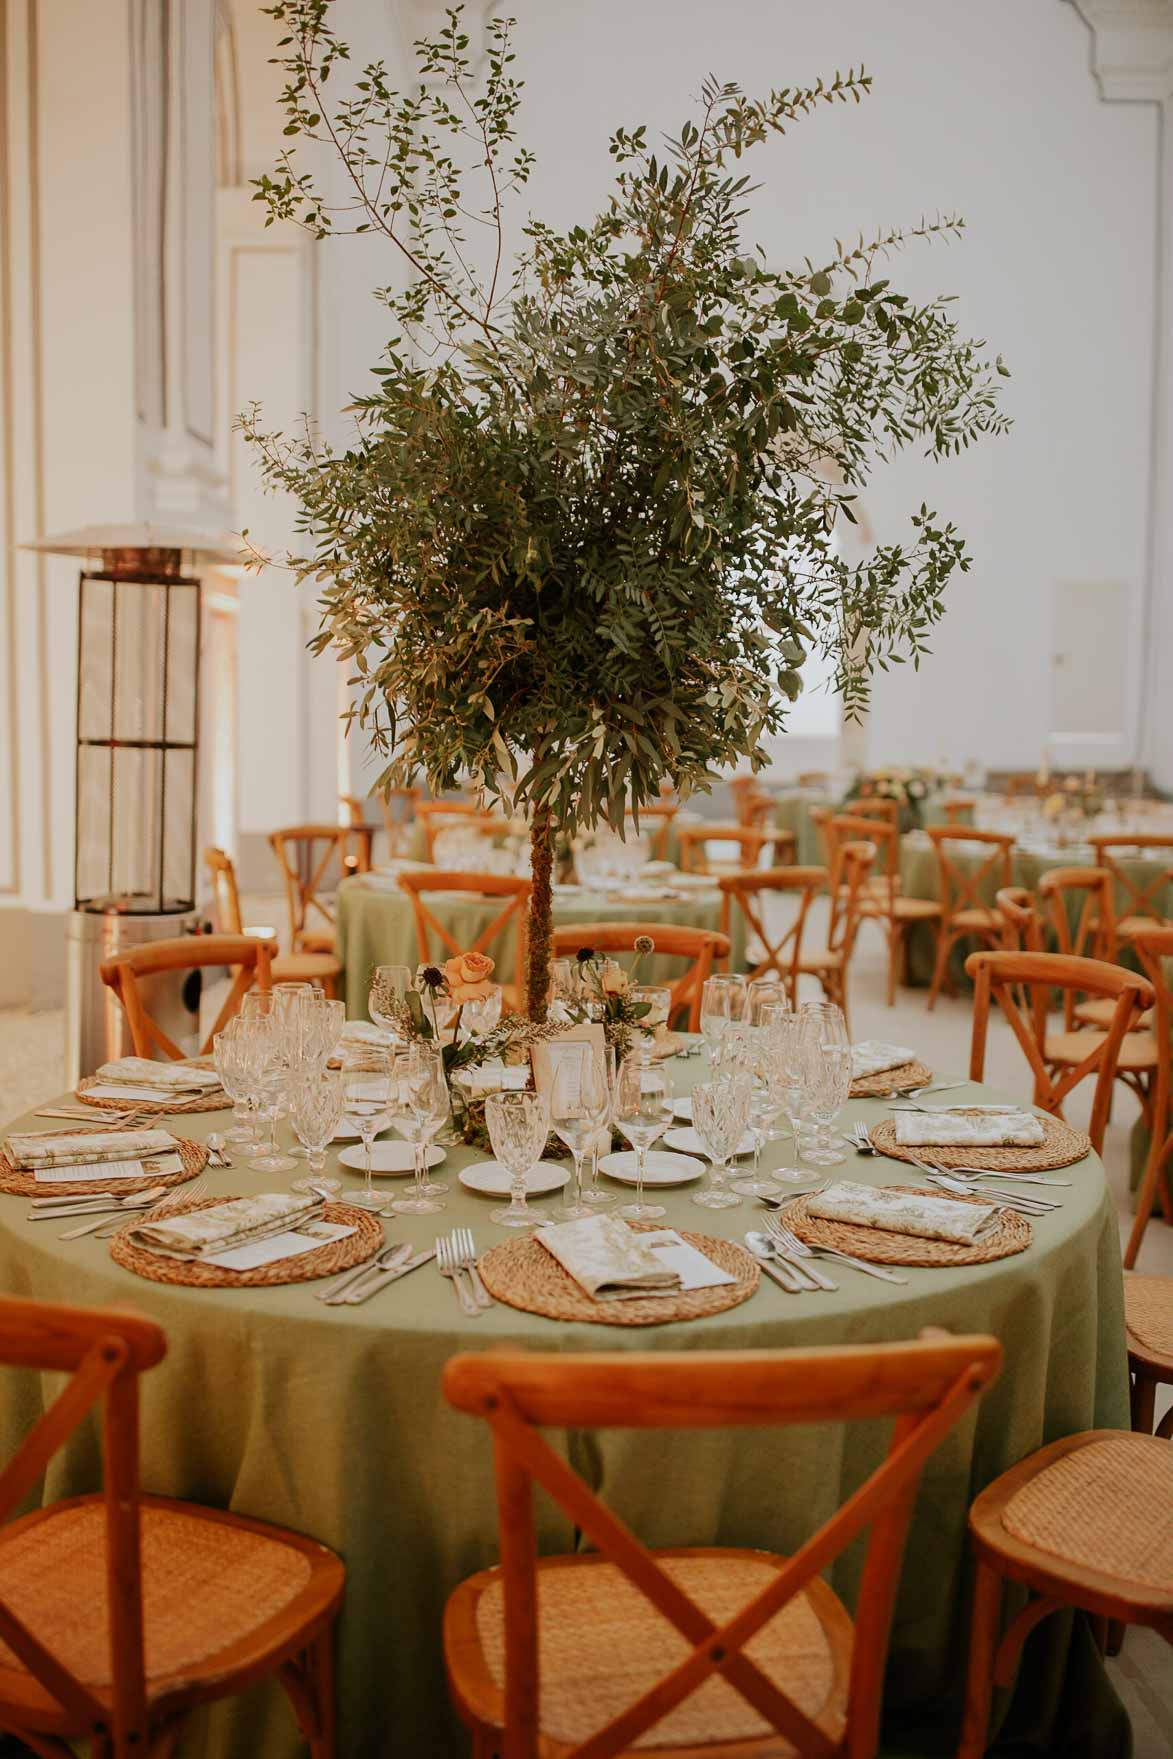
[0,1058,1131,1759]
[336,873,748,1020]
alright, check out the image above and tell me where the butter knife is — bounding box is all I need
[317,1241,412,1304]
[342,1248,436,1305]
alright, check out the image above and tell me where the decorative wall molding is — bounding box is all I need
[1070,0,1173,99]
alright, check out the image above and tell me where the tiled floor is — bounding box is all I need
[0,902,1169,1753]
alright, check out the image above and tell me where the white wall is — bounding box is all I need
[283,0,1159,782]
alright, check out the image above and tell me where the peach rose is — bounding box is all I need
[443,950,497,1002]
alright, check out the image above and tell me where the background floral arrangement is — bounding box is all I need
[843,766,957,830]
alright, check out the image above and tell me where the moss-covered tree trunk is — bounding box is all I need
[525,809,554,1020]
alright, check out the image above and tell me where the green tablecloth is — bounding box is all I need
[0,1065,1130,1759]
[773,792,832,866]
[336,876,747,1018]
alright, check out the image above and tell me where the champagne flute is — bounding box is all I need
[486,1089,551,1230]
[551,1047,606,1221]
[289,1068,344,1194]
[340,1046,393,1210]
[389,1047,450,1215]
[613,1056,673,1220]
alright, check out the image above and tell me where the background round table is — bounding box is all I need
[336,875,748,1018]
[0,1061,1130,1759]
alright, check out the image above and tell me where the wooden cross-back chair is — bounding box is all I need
[398,872,531,1008]
[1122,927,1173,1269]
[942,797,977,826]
[841,797,900,832]
[441,1335,1001,1759]
[925,828,1014,1011]
[99,935,275,1060]
[717,867,827,1005]
[338,796,376,873]
[828,815,942,1008]
[965,950,1154,1155]
[797,771,830,790]
[728,777,776,830]
[677,825,790,875]
[1085,834,1173,941]
[430,818,508,866]
[796,840,875,1034]
[993,887,1041,953]
[269,826,353,958]
[0,1293,343,1758]
[1036,867,1120,1029]
[204,848,341,996]
[416,799,486,860]
[623,803,678,861]
[806,806,833,867]
[550,922,730,1033]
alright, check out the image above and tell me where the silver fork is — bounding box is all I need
[452,1228,492,1310]
[436,1236,481,1318]
[67,1179,208,1241]
[764,1211,910,1285]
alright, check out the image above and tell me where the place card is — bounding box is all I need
[639,1228,736,1290]
[82,1083,182,1103]
[34,1159,150,1184]
[202,1220,358,1272]
[530,1023,607,1105]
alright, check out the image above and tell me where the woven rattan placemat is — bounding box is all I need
[849,1060,932,1100]
[0,1132,208,1199]
[786,1185,1031,1267]
[76,1077,230,1116]
[868,1112,1089,1172]
[109,1196,383,1288]
[477,1223,759,1326]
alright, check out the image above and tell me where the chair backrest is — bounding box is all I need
[623,803,678,861]
[1125,926,1173,1267]
[398,872,531,996]
[416,800,496,860]
[718,867,827,1000]
[942,797,976,826]
[926,827,1013,920]
[204,846,244,935]
[993,886,1041,952]
[807,805,833,866]
[728,776,774,828]
[269,825,351,949]
[100,934,275,1059]
[443,1334,1001,1759]
[1086,835,1173,926]
[843,797,901,831]
[0,1294,166,1750]
[378,786,422,837]
[676,825,773,875]
[1037,866,1118,1029]
[826,840,876,961]
[1002,772,1041,799]
[965,950,1154,1153]
[340,793,365,827]
[829,812,899,887]
[797,771,830,790]
[549,922,731,1031]
[431,816,507,867]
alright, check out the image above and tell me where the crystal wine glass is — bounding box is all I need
[613,1056,673,1220]
[339,1046,393,1210]
[630,985,672,1062]
[369,964,413,1036]
[212,1020,258,1147]
[746,979,789,1025]
[289,1068,345,1194]
[389,1047,451,1216]
[770,1013,818,1182]
[551,1047,606,1221]
[803,1041,854,1166]
[699,973,746,1068]
[582,1042,619,1207]
[691,1075,752,1209]
[485,1089,551,1229]
[248,1010,298,1174]
[730,1039,786,1198]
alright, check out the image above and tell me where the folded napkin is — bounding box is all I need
[807,1180,1000,1245]
[336,1021,396,1050]
[537,1214,682,1301]
[893,1107,1045,1148]
[4,1128,179,1171]
[605,886,683,903]
[96,1057,221,1094]
[851,1041,917,1081]
[128,1193,325,1261]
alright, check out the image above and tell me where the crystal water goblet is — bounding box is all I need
[389,1047,451,1216]
[582,1042,619,1207]
[690,1075,752,1209]
[803,1042,854,1166]
[630,985,672,1061]
[339,1046,393,1210]
[369,964,413,1036]
[486,1089,551,1229]
[248,1012,298,1174]
[551,1047,606,1221]
[613,1056,673,1220]
[289,1068,345,1194]
[213,1020,258,1147]
[699,974,746,1068]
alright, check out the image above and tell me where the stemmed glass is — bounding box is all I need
[691,1075,752,1209]
[770,1013,818,1182]
[799,1001,850,1147]
[630,985,672,1062]
[746,979,789,1025]
[486,1089,551,1230]
[582,1042,619,1207]
[613,1056,673,1220]
[289,1068,345,1194]
[730,1038,786,1198]
[369,964,413,1037]
[551,1047,608,1221]
[699,974,746,1068]
[213,1020,258,1148]
[340,1046,393,1210]
[803,1041,854,1166]
[389,1047,450,1216]
[461,986,503,1039]
[248,1005,298,1174]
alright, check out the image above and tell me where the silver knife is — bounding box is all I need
[342,1248,436,1305]
[316,1240,412,1303]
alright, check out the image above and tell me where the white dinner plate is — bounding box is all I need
[598,1150,704,1187]
[663,1127,756,1158]
[672,1097,693,1122]
[459,1160,569,1196]
[337,1143,446,1176]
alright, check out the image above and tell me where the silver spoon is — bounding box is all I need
[31,1184,170,1221]
[747,1228,837,1292]
[205,1134,233,1167]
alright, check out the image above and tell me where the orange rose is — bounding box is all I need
[443,950,497,1002]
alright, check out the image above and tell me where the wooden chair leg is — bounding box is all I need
[1156,1405,1173,1440]
[886,925,899,1007]
[1131,1366,1157,1435]
[958,1559,1003,1759]
[308,1625,337,1759]
[1124,1132,1173,1270]
[927,925,953,1011]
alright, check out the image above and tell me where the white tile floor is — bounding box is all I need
[0,900,1169,1753]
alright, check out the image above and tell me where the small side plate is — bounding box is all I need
[459,1160,569,1196]
[598,1150,704,1187]
[336,1143,446,1176]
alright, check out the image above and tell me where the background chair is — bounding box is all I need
[442,1334,1000,1759]
[840,796,901,832]
[925,827,1014,1010]
[1122,927,1173,1269]
[269,826,353,958]
[204,847,341,995]
[995,887,1042,953]
[550,922,730,1032]
[0,1292,343,1757]
[338,795,376,873]
[676,825,791,875]
[416,799,487,861]
[99,934,275,1059]
[623,802,678,861]
[398,872,531,1009]
[718,867,826,1004]
[829,814,942,1007]
[1086,834,1173,941]
[796,839,875,1033]
[1038,867,1121,1028]
[942,797,977,825]
[1124,1274,1173,1438]
[965,949,1154,1155]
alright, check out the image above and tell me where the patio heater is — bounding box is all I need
[25,524,238,1082]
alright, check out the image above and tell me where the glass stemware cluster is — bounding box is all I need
[214,985,347,1187]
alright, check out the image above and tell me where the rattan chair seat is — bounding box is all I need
[0,1494,338,1704]
[1074,997,1154,1031]
[299,929,337,956]
[272,951,341,985]
[1044,1030,1159,1072]
[1125,1275,1173,1368]
[1116,914,1173,941]
[998,1435,1173,1596]
[952,906,1002,933]
[457,1550,845,1753]
[798,948,843,973]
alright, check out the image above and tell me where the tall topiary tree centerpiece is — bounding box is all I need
[242,2,1009,1017]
